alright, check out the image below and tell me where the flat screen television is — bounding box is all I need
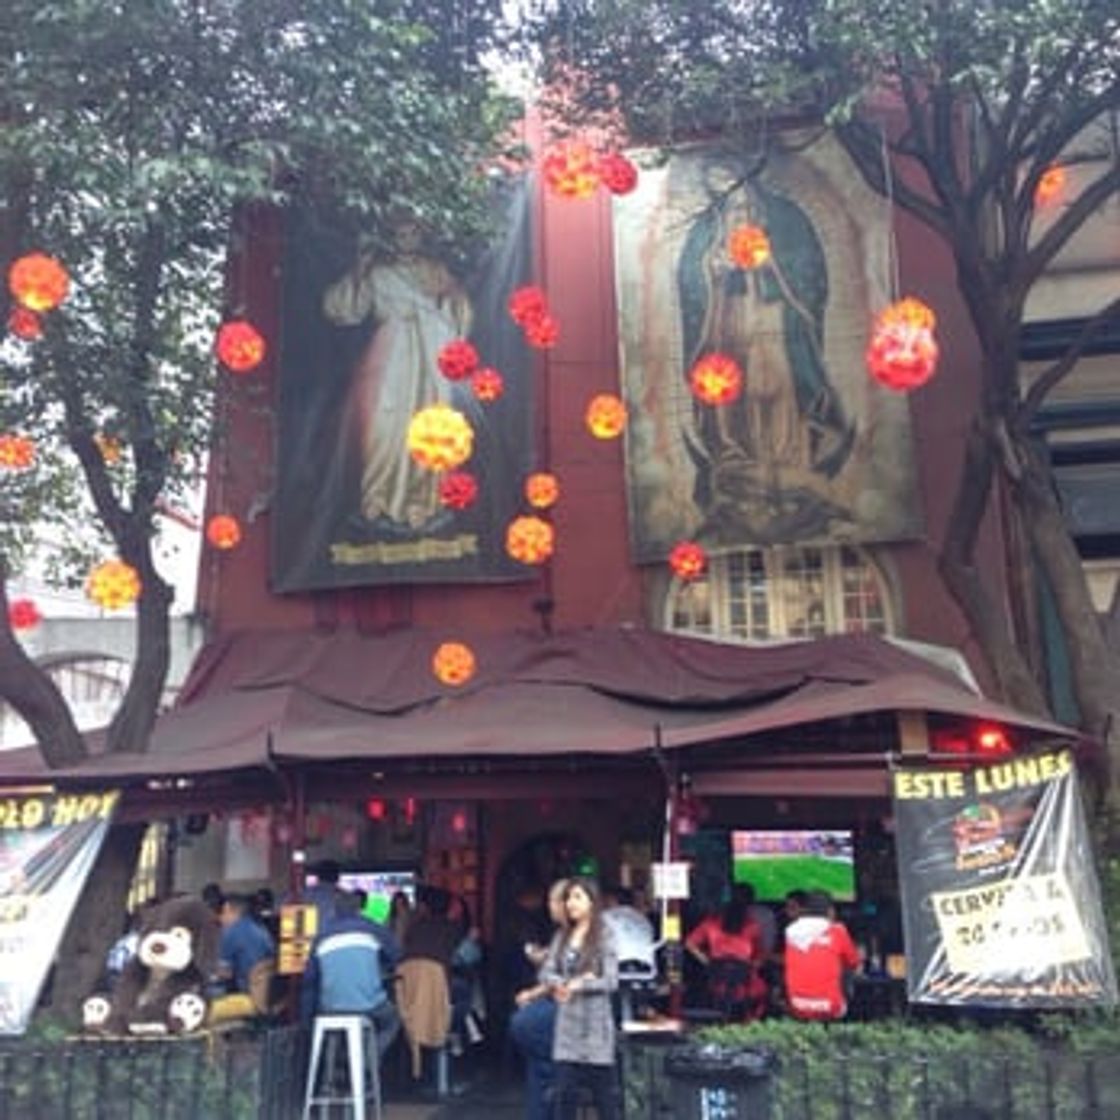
[730,829,856,903]
[304,868,417,923]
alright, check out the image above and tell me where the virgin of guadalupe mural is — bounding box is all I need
[612,135,923,561]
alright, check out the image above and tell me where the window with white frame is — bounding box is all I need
[666,545,893,641]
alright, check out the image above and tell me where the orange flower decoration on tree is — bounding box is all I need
[94,433,123,464]
[524,472,560,510]
[215,319,266,373]
[598,152,639,195]
[524,314,560,350]
[585,394,627,439]
[542,141,600,199]
[1035,165,1066,207]
[0,434,35,470]
[438,471,479,511]
[432,641,477,687]
[86,559,142,610]
[669,541,708,582]
[9,253,70,312]
[508,286,549,328]
[471,367,504,403]
[8,306,42,340]
[206,514,243,550]
[689,353,743,405]
[866,297,940,392]
[437,339,479,381]
[506,515,555,565]
[728,225,772,269]
[7,598,42,631]
[407,404,474,471]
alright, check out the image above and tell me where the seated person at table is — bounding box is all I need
[211,893,277,1022]
[301,890,401,1059]
[685,886,767,1020]
[783,891,861,1021]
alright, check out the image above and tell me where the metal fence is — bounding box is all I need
[0,1026,306,1120]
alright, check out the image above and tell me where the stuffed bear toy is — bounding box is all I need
[83,896,218,1036]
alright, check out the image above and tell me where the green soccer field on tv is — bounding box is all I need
[731,830,856,902]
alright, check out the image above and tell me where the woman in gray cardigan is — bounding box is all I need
[540,878,620,1120]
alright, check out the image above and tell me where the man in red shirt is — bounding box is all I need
[783,891,861,1020]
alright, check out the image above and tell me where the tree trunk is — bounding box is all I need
[48,822,146,1025]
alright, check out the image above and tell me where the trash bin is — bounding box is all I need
[663,1043,777,1120]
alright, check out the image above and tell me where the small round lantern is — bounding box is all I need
[598,152,639,195]
[1035,165,1066,207]
[728,225,771,269]
[432,641,477,687]
[437,339,479,381]
[215,319,266,373]
[524,472,560,510]
[94,433,123,464]
[668,541,708,582]
[8,306,42,340]
[524,314,560,350]
[585,394,627,440]
[0,434,35,470]
[471,367,504,403]
[7,598,42,631]
[206,514,242,550]
[508,286,549,328]
[8,253,70,312]
[866,297,940,392]
[689,353,743,405]
[438,471,479,511]
[506,515,555,565]
[407,404,474,471]
[542,141,600,199]
[86,559,142,610]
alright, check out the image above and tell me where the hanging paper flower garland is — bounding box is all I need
[437,339,479,382]
[215,319,266,373]
[728,225,772,269]
[1034,165,1066,207]
[0,434,35,470]
[432,641,477,686]
[542,141,600,199]
[598,152,639,196]
[407,404,474,471]
[86,559,142,610]
[585,394,627,439]
[470,367,504,403]
[689,353,744,405]
[866,297,940,392]
[524,314,560,350]
[524,472,560,510]
[668,541,708,581]
[8,306,42,341]
[206,514,243,550]
[7,598,42,631]
[94,433,123,464]
[506,515,555,565]
[508,286,550,328]
[8,253,70,313]
[438,471,479,511]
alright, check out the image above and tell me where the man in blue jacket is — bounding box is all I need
[301,891,402,1059]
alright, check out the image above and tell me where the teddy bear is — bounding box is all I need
[83,896,218,1036]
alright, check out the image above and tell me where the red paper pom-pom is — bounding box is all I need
[728,225,772,269]
[7,598,42,631]
[525,314,560,350]
[598,152,639,195]
[542,141,600,199]
[438,471,479,511]
[508,286,549,328]
[9,253,70,313]
[669,541,708,582]
[0,434,35,470]
[471,367,504,403]
[437,339,480,381]
[206,514,242,550]
[689,353,744,405]
[216,319,266,373]
[8,306,43,340]
[866,298,940,392]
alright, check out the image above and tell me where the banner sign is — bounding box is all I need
[892,750,1117,1008]
[0,789,120,1034]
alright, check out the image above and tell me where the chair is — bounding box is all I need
[302,1014,381,1120]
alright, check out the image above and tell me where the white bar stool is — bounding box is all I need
[302,1013,381,1120]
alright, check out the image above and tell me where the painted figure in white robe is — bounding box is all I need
[323,221,472,530]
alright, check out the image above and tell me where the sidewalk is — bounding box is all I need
[382,1063,524,1120]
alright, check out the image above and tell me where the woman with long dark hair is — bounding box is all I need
[540,878,619,1120]
[685,884,767,1019]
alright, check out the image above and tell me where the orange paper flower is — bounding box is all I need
[438,471,479,510]
[585,394,627,439]
[94,433,123,464]
[0,434,35,470]
[598,152,639,195]
[7,598,42,631]
[1035,165,1066,207]
[86,559,142,610]
[437,339,479,381]
[728,225,771,269]
[470,367,504,403]
[542,141,600,199]
[9,253,70,312]
[506,515,555,565]
[866,298,940,392]
[215,319,266,373]
[206,514,242,550]
[524,472,560,510]
[689,353,744,405]
[432,641,477,687]
[8,306,42,340]
[669,541,708,581]
[407,404,474,471]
